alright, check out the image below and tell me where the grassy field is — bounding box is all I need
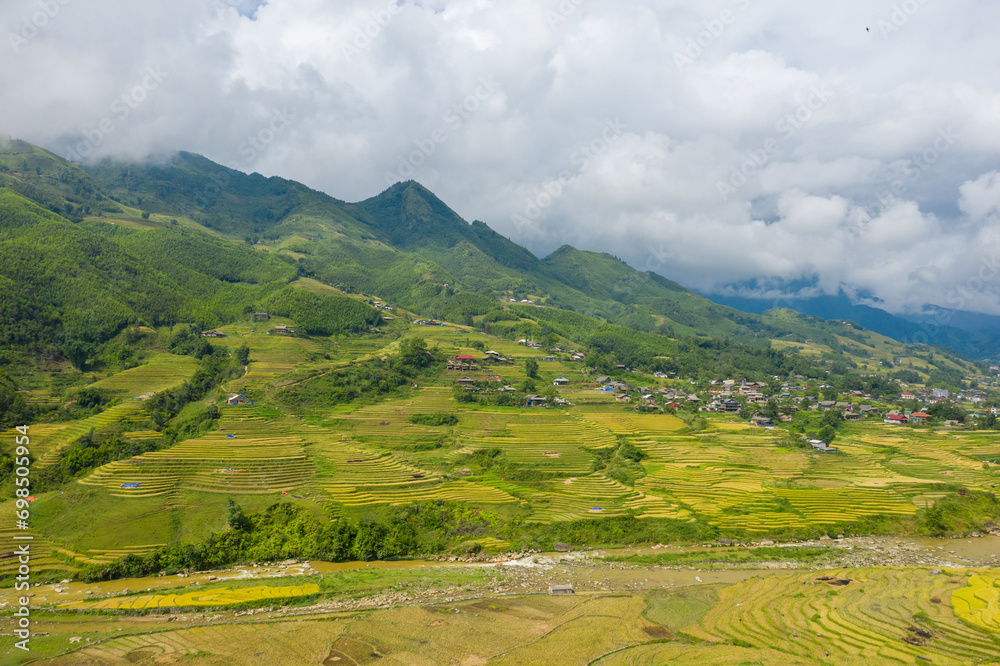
[2,565,997,664]
[3,321,1000,580]
[2,319,1000,662]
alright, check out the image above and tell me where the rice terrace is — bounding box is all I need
[2,310,1000,665]
[1,142,1000,664]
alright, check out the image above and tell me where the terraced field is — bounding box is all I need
[5,320,1000,613]
[213,326,323,391]
[26,400,148,468]
[460,415,615,476]
[526,473,637,523]
[952,574,1000,634]
[63,583,320,610]
[683,568,1000,664]
[78,407,314,497]
[87,353,199,396]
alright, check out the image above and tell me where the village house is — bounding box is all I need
[718,398,741,413]
[253,312,270,321]
[908,412,933,424]
[456,377,475,389]
[448,355,479,371]
[201,329,226,338]
[553,377,569,386]
[809,439,837,452]
[267,325,293,335]
[226,394,248,406]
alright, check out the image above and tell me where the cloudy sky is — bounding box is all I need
[4,0,1000,316]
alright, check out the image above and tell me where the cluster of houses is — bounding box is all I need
[525,394,571,407]
[455,376,509,389]
[252,312,294,335]
[514,340,586,361]
[446,351,514,371]
[448,355,479,371]
[363,299,394,314]
[884,410,935,425]
[507,298,535,304]
[452,376,572,407]
[592,376,700,410]
[414,319,445,327]
[898,388,951,403]
[201,329,227,338]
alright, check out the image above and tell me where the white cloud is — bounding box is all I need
[959,171,1000,221]
[2,0,1000,314]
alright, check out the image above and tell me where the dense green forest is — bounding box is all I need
[0,187,380,372]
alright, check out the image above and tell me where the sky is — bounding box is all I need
[3,0,1000,316]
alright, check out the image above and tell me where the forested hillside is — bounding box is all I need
[0,186,380,371]
[0,139,986,385]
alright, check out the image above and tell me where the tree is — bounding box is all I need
[762,400,779,420]
[226,498,250,531]
[817,425,837,444]
[525,358,539,379]
[821,409,842,429]
[397,337,432,368]
[235,344,250,366]
[63,340,95,370]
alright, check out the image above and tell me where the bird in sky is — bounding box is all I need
[866,27,870,32]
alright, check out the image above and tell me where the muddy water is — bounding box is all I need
[898,535,1000,560]
[598,534,1000,566]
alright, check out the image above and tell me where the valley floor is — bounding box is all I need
[3,535,1000,664]
[2,319,1000,663]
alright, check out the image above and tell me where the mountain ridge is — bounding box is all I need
[0,139,990,367]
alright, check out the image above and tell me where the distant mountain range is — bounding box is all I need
[709,292,1000,360]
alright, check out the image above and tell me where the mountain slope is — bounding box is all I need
[0,186,380,367]
[2,140,988,368]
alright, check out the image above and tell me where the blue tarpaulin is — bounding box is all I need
[121,483,141,488]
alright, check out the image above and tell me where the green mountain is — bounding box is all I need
[0,164,382,371]
[75,152,876,345]
[0,139,984,384]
